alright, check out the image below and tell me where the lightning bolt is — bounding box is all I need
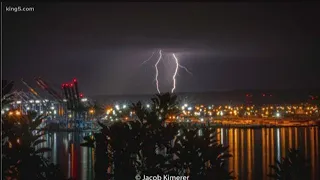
[172,53,179,93]
[140,51,155,66]
[155,50,162,94]
[140,49,192,94]
[178,64,193,75]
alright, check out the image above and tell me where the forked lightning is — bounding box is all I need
[140,49,192,94]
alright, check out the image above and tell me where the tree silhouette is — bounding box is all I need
[2,80,65,180]
[81,92,234,180]
[268,148,310,180]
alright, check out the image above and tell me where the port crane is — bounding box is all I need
[34,77,63,102]
[21,78,51,112]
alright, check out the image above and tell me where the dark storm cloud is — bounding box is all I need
[3,2,320,95]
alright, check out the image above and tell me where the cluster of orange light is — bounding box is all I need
[101,103,318,122]
[7,110,21,116]
[179,104,318,118]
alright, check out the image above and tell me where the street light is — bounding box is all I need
[15,110,21,116]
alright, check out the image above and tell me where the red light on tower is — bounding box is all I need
[70,83,73,87]
[65,84,69,87]
[73,78,77,82]
[80,93,83,98]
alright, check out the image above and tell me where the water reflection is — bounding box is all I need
[39,127,319,180]
[223,127,319,180]
[38,132,94,180]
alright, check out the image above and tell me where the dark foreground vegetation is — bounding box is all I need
[81,92,313,180]
[1,80,313,180]
[81,93,234,180]
[2,80,66,180]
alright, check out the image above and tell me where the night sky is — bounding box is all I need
[3,2,320,96]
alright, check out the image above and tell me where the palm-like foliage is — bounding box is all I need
[81,92,233,180]
[173,126,234,179]
[150,92,180,121]
[268,149,310,180]
[1,80,65,180]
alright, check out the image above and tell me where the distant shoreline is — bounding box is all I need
[176,117,319,126]
[39,118,319,132]
[40,125,318,133]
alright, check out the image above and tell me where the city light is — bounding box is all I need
[4,93,319,126]
[81,98,88,102]
[15,110,21,116]
[16,101,22,104]
[35,100,40,103]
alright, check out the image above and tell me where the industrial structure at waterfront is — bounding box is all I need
[2,78,95,129]
[2,78,320,130]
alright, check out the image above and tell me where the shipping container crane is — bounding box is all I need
[62,78,86,121]
[62,83,71,110]
[62,78,83,110]
[34,77,63,102]
[73,78,81,105]
[21,79,52,112]
[21,78,42,99]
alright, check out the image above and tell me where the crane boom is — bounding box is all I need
[73,79,81,105]
[38,77,62,100]
[21,79,42,98]
[34,77,62,102]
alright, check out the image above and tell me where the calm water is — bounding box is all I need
[40,126,319,180]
